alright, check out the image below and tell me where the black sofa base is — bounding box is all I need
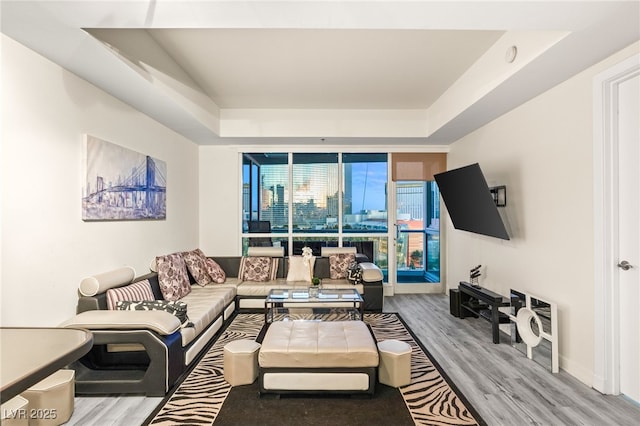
[71,329,182,397]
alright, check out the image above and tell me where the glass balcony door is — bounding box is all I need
[392,181,442,293]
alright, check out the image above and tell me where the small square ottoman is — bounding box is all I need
[223,339,261,386]
[21,369,75,426]
[1,395,29,426]
[377,339,412,388]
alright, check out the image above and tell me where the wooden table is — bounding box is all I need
[0,327,93,403]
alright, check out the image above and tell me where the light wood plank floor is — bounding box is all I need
[67,294,640,425]
[385,294,640,426]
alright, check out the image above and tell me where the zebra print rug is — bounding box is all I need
[146,313,484,426]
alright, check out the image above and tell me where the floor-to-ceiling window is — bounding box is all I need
[242,153,289,252]
[291,153,339,233]
[242,153,388,265]
[241,151,443,288]
[342,153,388,269]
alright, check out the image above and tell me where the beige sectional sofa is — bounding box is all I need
[62,246,384,397]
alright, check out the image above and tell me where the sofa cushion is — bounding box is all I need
[236,278,292,297]
[286,256,315,282]
[116,300,193,329]
[156,253,191,301]
[238,256,279,282]
[320,247,357,257]
[105,279,155,310]
[178,285,236,346]
[329,253,356,279]
[259,321,379,368]
[247,246,285,257]
[182,249,212,286]
[205,258,227,283]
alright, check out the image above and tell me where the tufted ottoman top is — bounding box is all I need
[259,321,379,369]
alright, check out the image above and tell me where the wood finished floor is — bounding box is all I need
[68,294,640,425]
[386,294,640,426]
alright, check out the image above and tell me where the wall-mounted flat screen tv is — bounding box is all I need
[434,163,510,240]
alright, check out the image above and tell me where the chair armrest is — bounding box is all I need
[60,310,181,336]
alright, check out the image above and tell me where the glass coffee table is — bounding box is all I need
[265,288,364,324]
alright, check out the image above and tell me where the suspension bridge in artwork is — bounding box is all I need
[83,156,167,220]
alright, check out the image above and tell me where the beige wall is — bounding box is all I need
[445,41,640,385]
[0,35,200,326]
[199,146,242,256]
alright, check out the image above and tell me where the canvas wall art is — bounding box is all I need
[82,135,167,220]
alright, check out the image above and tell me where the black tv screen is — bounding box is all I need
[434,163,510,240]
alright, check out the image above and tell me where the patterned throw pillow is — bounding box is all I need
[105,279,155,310]
[182,249,213,286]
[347,261,363,285]
[329,253,356,279]
[205,258,226,283]
[238,256,279,282]
[115,300,193,328]
[156,253,192,301]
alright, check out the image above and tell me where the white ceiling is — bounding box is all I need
[143,28,503,109]
[2,1,639,146]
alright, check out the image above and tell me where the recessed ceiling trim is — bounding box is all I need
[2,1,638,145]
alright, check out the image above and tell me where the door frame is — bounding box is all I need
[593,53,640,395]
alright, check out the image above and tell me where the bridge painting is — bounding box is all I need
[83,136,166,220]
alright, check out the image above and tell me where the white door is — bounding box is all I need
[617,73,640,403]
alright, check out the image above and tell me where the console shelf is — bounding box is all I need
[474,308,510,324]
[458,281,510,344]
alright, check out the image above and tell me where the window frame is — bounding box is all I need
[241,152,390,257]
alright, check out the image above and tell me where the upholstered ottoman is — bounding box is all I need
[223,339,261,386]
[377,339,412,387]
[258,321,379,396]
[21,369,75,426]
[1,395,29,426]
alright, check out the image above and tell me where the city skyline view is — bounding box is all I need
[242,152,441,281]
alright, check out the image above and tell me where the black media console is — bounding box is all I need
[457,281,510,344]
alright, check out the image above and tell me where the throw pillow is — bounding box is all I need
[105,279,155,310]
[182,249,213,286]
[238,256,279,282]
[205,258,226,283]
[115,300,193,328]
[156,253,192,301]
[286,256,315,282]
[347,261,363,285]
[329,253,356,279]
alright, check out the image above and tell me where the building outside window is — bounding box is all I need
[291,153,339,232]
[241,151,440,283]
[242,153,288,232]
